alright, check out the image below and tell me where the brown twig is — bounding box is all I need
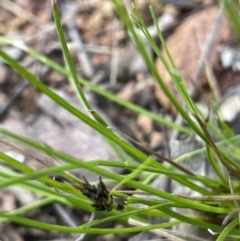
[193,114,240,180]
[108,126,196,176]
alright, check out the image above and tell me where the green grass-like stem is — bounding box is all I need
[51,0,91,111]
[0,36,190,133]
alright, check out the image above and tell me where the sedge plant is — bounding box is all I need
[0,0,240,240]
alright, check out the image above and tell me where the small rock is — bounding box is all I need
[1,46,22,63]
[149,131,163,149]
[0,191,16,211]
[5,150,25,163]
[136,114,153,135]
[219,95,240,122]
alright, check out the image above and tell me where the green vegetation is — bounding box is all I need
[0,0,240,240]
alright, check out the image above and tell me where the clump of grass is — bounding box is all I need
[0,0,240,240]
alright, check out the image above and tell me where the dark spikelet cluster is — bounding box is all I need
[52,175,124,211]
[81,176,114,211]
